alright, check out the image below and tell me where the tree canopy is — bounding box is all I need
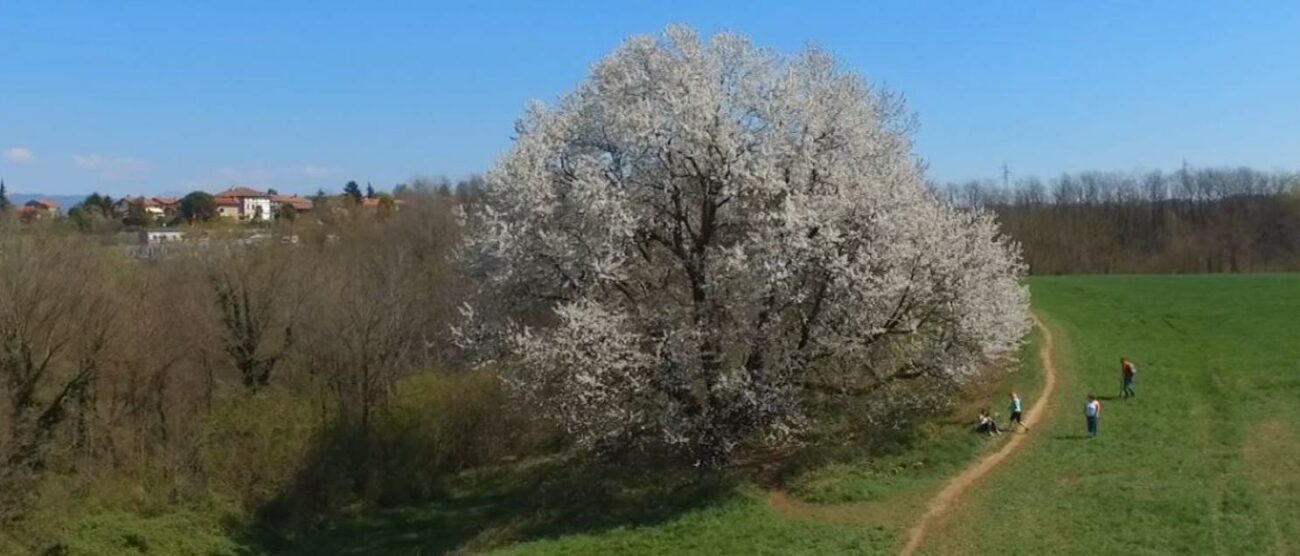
[462,27,1028,466]
[343,181,363,203]
[181,191,217,222]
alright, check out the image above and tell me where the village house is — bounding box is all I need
[214,187,274,221]
[111,197,183,223]
[154,197,181,218]
[114,197,167,219]
[215,196,241,219]
[271,194,314,215]
[18,199,60,221]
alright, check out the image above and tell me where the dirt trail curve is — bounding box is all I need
[898,314,1059,556]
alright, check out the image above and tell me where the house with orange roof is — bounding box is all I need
[113,196,171,218]
[215,196,242,219]
[271,194,314,214]
[153,197,181,218]
[18,199,60,222]
[214,187,274,221]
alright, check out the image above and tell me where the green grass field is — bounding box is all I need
[925,275,1300,555]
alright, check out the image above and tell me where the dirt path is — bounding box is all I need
[898,315,1059,556]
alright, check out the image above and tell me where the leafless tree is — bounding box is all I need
[942,166,1300,274]
[205,246,303,391]
[0,235,120,519]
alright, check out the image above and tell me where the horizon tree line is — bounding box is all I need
[934,165,1300,274]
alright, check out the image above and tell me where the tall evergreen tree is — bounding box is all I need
[343,181,363,203]
[0,180,10,211]
[365,183,376,199]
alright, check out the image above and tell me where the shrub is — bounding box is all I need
[196,390,320,508]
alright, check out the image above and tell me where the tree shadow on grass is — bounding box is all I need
[240,454,736,555]
[1051,434,1089,441]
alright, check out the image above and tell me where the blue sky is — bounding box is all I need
[2,1,1299,196]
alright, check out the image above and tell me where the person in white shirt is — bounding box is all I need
[1084,394,1102,438]
[1007,392,1029,432]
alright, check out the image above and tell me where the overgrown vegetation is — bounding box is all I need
[0,193,501,553]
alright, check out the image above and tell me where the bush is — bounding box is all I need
[197,390,320,508]
[254,370,557,539]
[34,510,242,556]
[373,371,547,503]
[0,470,245,555]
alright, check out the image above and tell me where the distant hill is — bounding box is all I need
[6,193,88,210]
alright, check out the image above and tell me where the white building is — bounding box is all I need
[140,229,186,244]
[214,187,274,221]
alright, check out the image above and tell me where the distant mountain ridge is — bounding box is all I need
[6,193,90,210]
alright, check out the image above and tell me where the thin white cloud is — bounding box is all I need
[216,166,274,185]
[73,154,149,181]
[299,165,330,177]
[4,147,34,164]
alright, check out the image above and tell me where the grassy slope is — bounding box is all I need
[925,275,1300,555]
[467,329,1047,555]
[242,330,1044,555]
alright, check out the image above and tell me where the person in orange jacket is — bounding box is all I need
[1121,357,1137,399]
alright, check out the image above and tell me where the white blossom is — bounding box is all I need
[463,26,1029,466]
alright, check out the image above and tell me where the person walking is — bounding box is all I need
[1007,391,1029,432]
[1120,357,1137,399]
[1084,394,1102,438]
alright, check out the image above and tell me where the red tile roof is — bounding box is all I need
[214,186,267,198]
[115,196,161,208]
[271,195,313,211]
[24,199,59,210]
[215,197,240,207]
